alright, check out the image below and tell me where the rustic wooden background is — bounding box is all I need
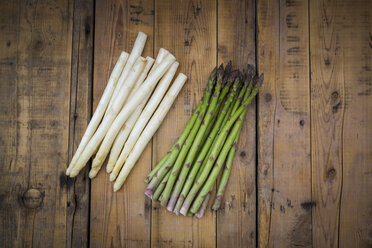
[0,0,371,247]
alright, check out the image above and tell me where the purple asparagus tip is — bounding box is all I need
[257,73,264,87]
[211,66,218,75]
[246,64,255,75]
[245,73,253,85]
[224,70,239,85]
[217,64,225,78]
[251,75,258,87]
[224,61,232,74]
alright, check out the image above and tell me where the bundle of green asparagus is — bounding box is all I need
[144,62,263,217]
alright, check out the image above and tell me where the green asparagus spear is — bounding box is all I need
[189,75,262,214]
[153,170,171,201]
[165,70,237,210]
[160,64,229,207]
[144,152,171,183]
[172,76,243,214]
[212,129,240,210]
[144,67,218,198]
[190,113,243,213]
[180,77,261,216]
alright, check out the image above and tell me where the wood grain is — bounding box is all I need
[67,0,94,247]
[257,0,312,247]
[216,0,256,247]
[151,0,217,247]
[338,0,372,245]
[1,1,371,247]
[310,0,372,246]
[0,0,73,247]
[90,0,154,247]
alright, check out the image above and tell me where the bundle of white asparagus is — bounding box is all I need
[66,32,187,192]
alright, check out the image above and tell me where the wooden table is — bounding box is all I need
[1,0,371,247]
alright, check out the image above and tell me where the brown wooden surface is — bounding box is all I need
[0,0,371,247]
[310,0,372,247]
[67,0,94,247]
[257,0,312,246]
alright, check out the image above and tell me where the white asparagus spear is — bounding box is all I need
[113,73,187,191]
[66,51,129,175]
[70,53,176,177]
[89,57,154,178]
[89,53,175,171]
[133,57,155,90]
[106,32,147,112]
[91,49,169,176]
[69,57,146,177]
[148,48,169,76]
[90,49,169,177]
[109,61,179,181]
[104,49,168,173]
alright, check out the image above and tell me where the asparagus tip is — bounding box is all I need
[106,165,113,173]
[109,173,116,182]
[229,70,240,81]
[257,73,264,87]
[69,169,79,177]
[246,64,255,74]
[217,64,225,77]
[113,183,121,192]
[88,169,98,179]
[224,61,232,73]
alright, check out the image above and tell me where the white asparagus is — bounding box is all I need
[113,73,187,191]
[148,48,169,76]
[109,61,179,181]
[89,57,154,178]
[103,103,145,175]
[66,51,129,175]
[69,57,146,177]
[81,53,176,178]
[106,32,147,112]
[104,50,168,174]
[133,57,155,90]
[91,50,170,176]
[90,49,170,177]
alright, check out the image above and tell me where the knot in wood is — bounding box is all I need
[331,91,339,101]
[22,188,43,209]
[264,93,272,102]
[327,168,336,178]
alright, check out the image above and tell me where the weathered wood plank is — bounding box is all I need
[216,0,256,247]
[90,0,154,247]
[66,0,94,247]
[0,0,73,247]
[338,0,372,246]
[257,0,312,247]
[151,0,217,247]
[310,0,372,246]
